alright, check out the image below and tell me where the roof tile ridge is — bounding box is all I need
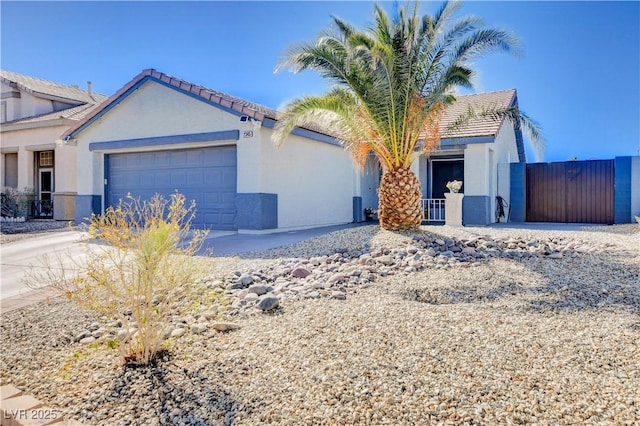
[454,88,516,98]
[146,69,278,121]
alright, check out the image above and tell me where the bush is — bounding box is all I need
[27,193,209,365]
[1,187,35,218]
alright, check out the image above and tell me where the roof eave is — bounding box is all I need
[0,117,73,132]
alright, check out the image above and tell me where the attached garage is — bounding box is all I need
[107,146,237,229]
[64,68,357,232]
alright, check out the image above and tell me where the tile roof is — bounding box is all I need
[0,70,106,104]
[439,89,517,139]
[1,102,106,126]
[0,70,108,126]
[64,68,518,142]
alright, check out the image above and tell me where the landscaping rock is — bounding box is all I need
[258,296,280,311]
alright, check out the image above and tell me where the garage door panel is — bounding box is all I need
[187,171,204,185]
[185,151,198,166]
[140,173,156,188]
[221,192,236,204]
[170,171,187,186]
[108,146,237,230]
[155,173,171,187]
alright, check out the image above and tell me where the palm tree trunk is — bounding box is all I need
[377,167,422,230]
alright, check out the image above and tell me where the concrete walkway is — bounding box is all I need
[198,222,368,256]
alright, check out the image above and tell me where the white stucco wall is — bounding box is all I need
[464,143,489,196]
[258,127,355,229]
[463,120,518,223]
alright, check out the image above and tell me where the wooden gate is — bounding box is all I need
[526,160,614,224]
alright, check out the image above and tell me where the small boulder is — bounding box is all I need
[331,291,346,300]
[210,322,241,332]
[190,323,208,334]
[376,255,394,266]
[248,284,272,296]
[327,273,346,284]
[239,274,254,286]
[291,267,312,278]
[170,328,186,338]
[259,296,280,311]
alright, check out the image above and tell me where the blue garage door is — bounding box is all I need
[107,146,237,229]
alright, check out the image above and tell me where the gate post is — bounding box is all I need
[509,162,526,222]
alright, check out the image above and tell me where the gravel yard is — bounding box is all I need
[1,223,639,425]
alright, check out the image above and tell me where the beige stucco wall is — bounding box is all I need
[74,81,243,197]
[75,81,240,142]
[1,122,77,219]
[257,127,354,229]
[74,79,356,230]
[0,124,72,190]
[1,82,54,122]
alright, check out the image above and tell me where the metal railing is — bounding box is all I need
[31,200,54,219]
[422,198,446,222]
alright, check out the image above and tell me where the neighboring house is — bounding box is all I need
[62,69,357,232]
[0,70,107,220]
[359,89,525,226]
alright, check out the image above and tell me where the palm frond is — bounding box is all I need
[274,1,540,171]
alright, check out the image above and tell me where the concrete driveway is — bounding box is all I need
[0,230,90,311]
[0,222,365,313]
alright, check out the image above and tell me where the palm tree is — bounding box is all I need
[273,0,541,230]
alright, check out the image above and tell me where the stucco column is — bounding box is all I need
[445,193,464,226]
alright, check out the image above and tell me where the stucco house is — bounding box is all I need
[62,69,359,232]
[59,69,531,231]
[0,70,107,220]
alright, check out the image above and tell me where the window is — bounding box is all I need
[4,153,18,188]
[38,151,54,167]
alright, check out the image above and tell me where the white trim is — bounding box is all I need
[25,143,56,151]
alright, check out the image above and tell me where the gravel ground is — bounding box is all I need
[0,220,75,244]
[1,223,639,425]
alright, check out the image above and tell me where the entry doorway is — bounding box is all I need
[34,150,54,218]
[430,159,464,198]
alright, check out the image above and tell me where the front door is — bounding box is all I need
[38,168,54,217]
[431,160,464,198]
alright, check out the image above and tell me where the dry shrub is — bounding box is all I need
[26,193,209,365]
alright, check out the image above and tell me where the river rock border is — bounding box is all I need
[69,233,612,343]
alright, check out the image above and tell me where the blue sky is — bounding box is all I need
[1,1,639,162]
